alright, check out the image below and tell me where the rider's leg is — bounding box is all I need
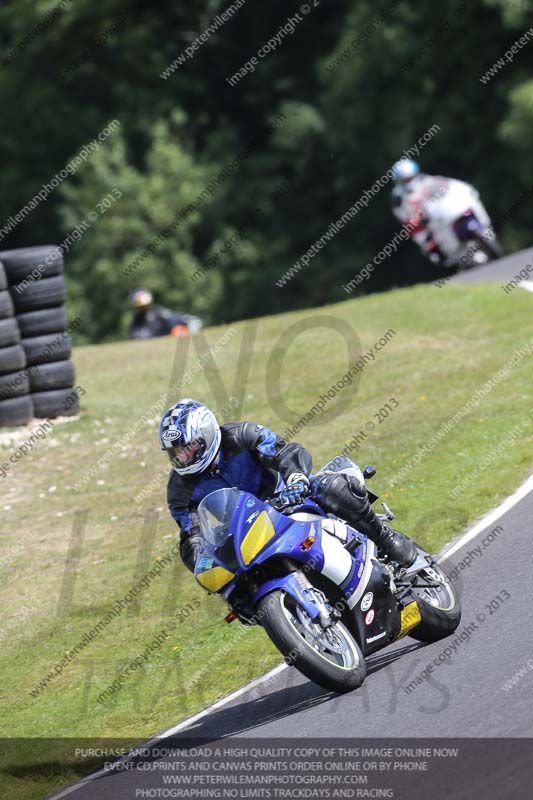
[179,531,203,573]
[311,469,416,567]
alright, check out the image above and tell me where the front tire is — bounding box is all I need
[408,560,461,642]
[474,232,502,262]
[258,589,366,693]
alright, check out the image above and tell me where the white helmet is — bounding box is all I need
[159,398,221,475]
[392,159,420,182]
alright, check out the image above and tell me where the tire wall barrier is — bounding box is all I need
[0,247,79,426]
[0,259,33,426]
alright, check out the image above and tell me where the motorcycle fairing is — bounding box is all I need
[397,600,422,638]
[197,491,369,597]
[345,550,402,656]
[195,554,236,593]
[195,490,406,655]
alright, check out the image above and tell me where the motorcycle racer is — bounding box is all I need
[390,159,452,263]
[129,289,202,340]
[159,398,417,572]
[391,161,501,269]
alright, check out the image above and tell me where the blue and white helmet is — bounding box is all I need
[392,158,420,182]
[159,398,221,475]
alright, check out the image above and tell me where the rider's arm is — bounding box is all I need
[390,188,406,223]
[221,422,313,480]
[153,306,175,335]
[167,471,203,572]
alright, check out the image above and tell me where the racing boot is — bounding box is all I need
[312,471,417,567]
[368,519,417,568]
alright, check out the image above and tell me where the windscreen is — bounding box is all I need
[197,487,241,547]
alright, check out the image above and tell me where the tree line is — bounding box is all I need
[0,0,531,341]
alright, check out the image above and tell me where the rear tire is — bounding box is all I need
[408,560,461,643]
[258,589,366,693]
[0,262,7,291]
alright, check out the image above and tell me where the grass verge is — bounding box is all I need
[1,282,533,796]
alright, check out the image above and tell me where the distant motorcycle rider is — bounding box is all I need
[160,398,417,573]
[390,159,452,263]
[129,289,202,340]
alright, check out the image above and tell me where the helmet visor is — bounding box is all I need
[167,439,206,470]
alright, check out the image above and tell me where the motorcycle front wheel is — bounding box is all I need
[473,232,503,262]
[258,589,366,693]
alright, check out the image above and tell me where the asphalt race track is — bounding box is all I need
[51,253,533,799]
[50,487,533,800]
[106,492,533,743]
[450,246,533,286]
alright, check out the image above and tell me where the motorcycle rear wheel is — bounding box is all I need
[408,561,461,643]
[258,589,366,693]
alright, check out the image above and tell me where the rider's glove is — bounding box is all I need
[280,473,310,506]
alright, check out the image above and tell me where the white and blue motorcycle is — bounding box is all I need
[195,461,461,693]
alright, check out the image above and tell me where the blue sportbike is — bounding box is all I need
[194,462,461,693]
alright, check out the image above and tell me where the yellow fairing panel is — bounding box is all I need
[196,565,235,592]
[240,511,276,565]
[398,600,422,638]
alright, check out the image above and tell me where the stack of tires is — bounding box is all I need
[0,246,79,422]
[0,259,34,426]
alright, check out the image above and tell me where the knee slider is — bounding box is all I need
[179,533,202,573]
[314,472,366,516]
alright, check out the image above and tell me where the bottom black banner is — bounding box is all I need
[1,738,531,800]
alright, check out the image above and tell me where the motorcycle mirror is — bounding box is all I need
[363,465,376,480]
